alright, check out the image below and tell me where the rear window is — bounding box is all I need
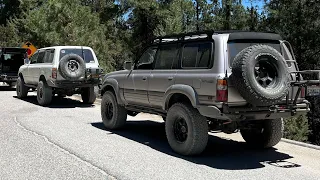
[228,41,281,66]
[181,42,212,69]
[60,49,94,63]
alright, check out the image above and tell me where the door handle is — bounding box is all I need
[142,77,147,81]
[168,77,173,81]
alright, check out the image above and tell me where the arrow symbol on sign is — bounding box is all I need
[26,42,31,47]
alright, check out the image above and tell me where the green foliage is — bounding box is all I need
[0,0,20,25]
[10,0,115,72]
[0,24,21,46]
[284,115,310,143]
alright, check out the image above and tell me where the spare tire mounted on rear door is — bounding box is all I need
[59,54,86,81]
[230,44,291,106]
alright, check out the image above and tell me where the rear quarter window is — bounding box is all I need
[60,49,95,63]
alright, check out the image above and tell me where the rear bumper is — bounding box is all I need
[198,101,310,121]
[0,74,18,82]
[47,78,100,88]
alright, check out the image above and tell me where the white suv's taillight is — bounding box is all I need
[52,68,57,79]
[216,78,228,102]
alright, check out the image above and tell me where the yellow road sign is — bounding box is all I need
[22,42,37,58]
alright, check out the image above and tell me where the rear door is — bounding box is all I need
[30,50,46,84]
[175,42,215,105]
[32,49,55,84]
[148,44,180,108]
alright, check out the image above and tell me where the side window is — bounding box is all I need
[182,42,213,68]
[154,44,179,70]
[136,47,157,70]
[43,49,55,63]
[37,51,45,63]
[30,52,39,64]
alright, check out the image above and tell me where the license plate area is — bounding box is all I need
[307,86,320,96]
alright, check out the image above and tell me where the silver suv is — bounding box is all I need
[100,31,320,156]
[16,46,103,106]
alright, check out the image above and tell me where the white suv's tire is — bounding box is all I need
[165,103,208,156]
[16,77,28,98]
[37,81,53,106]
[81,87,96,104]
[101,91,127,129]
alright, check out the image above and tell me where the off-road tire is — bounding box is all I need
[240,118,284,148]
[59,53,86,81]
[16,77,28,98]
[165,103,208,156]
[230,44,290,106]
[81,87,96,104]
[101,91,127,129]
[37,81,53,106]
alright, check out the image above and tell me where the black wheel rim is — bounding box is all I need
[173,117,188,143]
[105,100,114,120]
[254,56,279,89]
[67,60,79,72]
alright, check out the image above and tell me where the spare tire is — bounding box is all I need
[59,54,86,81]
[230,44,290,106]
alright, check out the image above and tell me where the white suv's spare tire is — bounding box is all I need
[230,44,291,106]
[59,54,86,81]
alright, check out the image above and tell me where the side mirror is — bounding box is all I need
[124,61,132,70]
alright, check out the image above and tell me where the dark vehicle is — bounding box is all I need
[0,47,27,87]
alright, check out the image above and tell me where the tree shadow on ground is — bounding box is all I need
[13,95,94,108]
[91,120,301,170]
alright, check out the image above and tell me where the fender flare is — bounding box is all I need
[101,78,124,105]
[163,84,199,110]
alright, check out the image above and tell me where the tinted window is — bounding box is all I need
[43,49,55,63]
[37,51,45,63]
[182,42,212,68]
[30,52,39,64]
[138,47,157,65]
[136,47,157,70]
[155,44,179,69]
[60,49,94,63]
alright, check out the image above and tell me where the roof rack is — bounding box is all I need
[153,30,216,44]
[152,30,279,44]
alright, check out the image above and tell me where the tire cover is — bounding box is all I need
[230,44,291,106]
[59,54,86,80]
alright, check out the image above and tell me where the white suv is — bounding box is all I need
[16,46,103,106]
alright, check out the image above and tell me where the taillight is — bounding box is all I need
[52,68,57,79]
[216,78,228,102]
[300,87,305,98]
